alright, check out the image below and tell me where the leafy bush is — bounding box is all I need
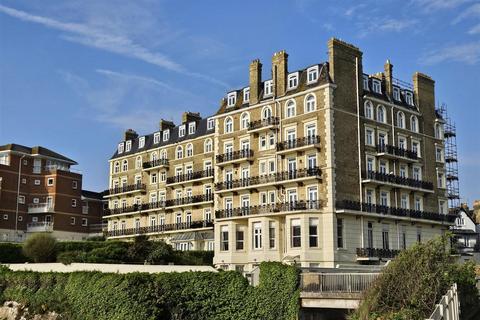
[0,243,30,263]
[84,241,130,263]
[351,235,479,320]
[22,234,57,263]
[171,250,213,265]
[0,262,300,320]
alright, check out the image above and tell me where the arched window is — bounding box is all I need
[204,138,213,153]
[410,116,418,133]
[186,143,193,157]
[377,105,386,123]
[225,116,233,133]
[305,94,316,113]
[114,161,120,173]
[262,106,272,120]
[160,150,167,159]
[135,156,142,169]
[122,159,128,171]
[285,100,296,118]
[176,146,183,159]
[397,111,405,129]
[151,151,158,161]
[364,100,373,119]
[240,112,250,130]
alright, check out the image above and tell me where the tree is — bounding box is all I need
[22,233,57,263]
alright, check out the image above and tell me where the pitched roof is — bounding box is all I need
[0,143,77,164]
[81,190,105,200]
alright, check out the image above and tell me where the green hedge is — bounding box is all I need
[0,262,299,320]
[0,243,30,263]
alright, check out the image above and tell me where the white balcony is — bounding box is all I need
[27,222,54,233]
[82,206,89,214]
[28,203,54,214]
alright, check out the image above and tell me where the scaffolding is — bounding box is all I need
[437,104,460,211]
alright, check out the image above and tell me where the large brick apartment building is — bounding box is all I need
[104,38,457,271]
[0,144,104,241]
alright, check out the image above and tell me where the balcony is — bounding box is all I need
[27,222,54,233]
[142,158,169,171]
[300,272,379,295]
[166,169,214,185]
[363,170,433,192]
[216,149,254,166]
[165,194,214,209]
[336,200,457,224]
[376,144,417,162]
[215,167,321,192]
[215,200,322,219]
[106,220,213,238]
[104,201,166,216]
[276,135,320,154]
[27,203,54,214]
[106,183,146,197]
[356,247,400,261]
[248,116,279,133]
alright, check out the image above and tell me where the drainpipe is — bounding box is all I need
[15,155,26,242]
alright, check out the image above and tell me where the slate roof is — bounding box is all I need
[81,190,105,200]
[111,117,215,160]
[170,231,214,242]
[0,143,77,164]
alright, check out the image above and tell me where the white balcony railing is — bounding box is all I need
[82,206,89,214]
[300,272,379,294]
[27,222,54,233]
[27,203,54,214]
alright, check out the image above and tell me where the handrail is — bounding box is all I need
[166,169,214,184]
[108,183,146,195]
[142,158,169,169]
[216,149,253,163]
[300,272,379,293]
[366,170,433,190]
[277,135,320,151]
[215,200,322,219]
[107,220,213,237]
[376,144,417,160]
[248,116,279,130]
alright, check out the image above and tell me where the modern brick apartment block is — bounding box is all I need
[105,114,215,251]
[0,144,104,241]
[212,39,455,271]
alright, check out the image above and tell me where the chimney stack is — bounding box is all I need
[123,129,138,141]
[272,50,288,97]
[249,59,262,105]
[384,59,393,98]
[182,111,201,124]
[159,119,175,131]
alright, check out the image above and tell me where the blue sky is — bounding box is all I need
[0,0,479,204]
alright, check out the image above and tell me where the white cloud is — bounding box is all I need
[357,18,418,38]
[413,0,473,11]
[469,23,480,34]
[0,4,229,88]
[419,41,480,65]
[453,3,480,23]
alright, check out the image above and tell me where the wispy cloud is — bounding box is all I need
[357,18,418,38]
[453,3,480,23]
[0,4,229,88]
[419,41,480,65]
[412,0,473,11]
[469,23,480,34]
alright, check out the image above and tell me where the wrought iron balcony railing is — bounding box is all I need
[105,201,166,216]
[107,220,213,237]
[376,144,417,160]
[276,135,320,151]
[248,116,279,131]
[165,194,214,207]
[216,149,253,164]
[108,183,146,195]
[356,247,401,259]
[365,170,433,190]
[142,158,169,169]
[336,200,457,223]
[215,200,321,219]
[166,169,214,184]
[215,167,321,191]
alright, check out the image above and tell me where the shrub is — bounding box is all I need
[0,242,30,263]
[171,250,213,265]
[57,250,88,265]
[22,234,57,263]
[84,241,130,263]
[146,241,174,265]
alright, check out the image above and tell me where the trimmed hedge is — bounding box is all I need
[0,243,30,263]
[0,262,300,320]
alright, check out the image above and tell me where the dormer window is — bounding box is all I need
[264,80,273,96]
[243,88,250,103]
[163,129,170,141]
[207,118,215,130]
[372,79,381,94]
[188,122,196,135]
[125,140,132,152]
[363,75,369,91]
[405,92,414,105]
[393,87,400,101]
[139,136,145,149]
[154,132,160,144]
[179,125,186,137]
[287,72,299,89]
[307,66,319,84]
[227,92,237,107]
[117,143,124,154]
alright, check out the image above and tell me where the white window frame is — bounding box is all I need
[179,125,186,137]
[264,80,273,96]
[305,94,316,113]
[117,143,124,154]
[162,129,170,142]
[154,132,160,144]
[285,100,296,118]
[307,66,319,84]
[240,112,250,130]
[227,92,237,107]
[243,88,250,103]
[207,118,215,130]
[125,140,132,152]
[224,117,233,133]
[362,75,369,90]
[139,136,145,148]
[372,79,381,94]
[188,122,196,135]
[287,72,299,90]
[364,100,373,119]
